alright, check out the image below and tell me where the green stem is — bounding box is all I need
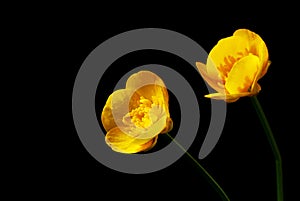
[250,96,283,201]
[166,133,230,201]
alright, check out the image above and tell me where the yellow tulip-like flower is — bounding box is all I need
[101,70,173,154]
[196,29,271,102]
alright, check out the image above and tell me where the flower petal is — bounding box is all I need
[126,70,169,104]
[208,35,250,79]
[101,94,117,132]
[147,105,168,136]
[125,70,172,135]
[102,89,140,131]
[161,117,173,134]
[205,91,257,102]
[105,127,158,154]
[205,93,237,102]
[225,54,260,94]
[196,62,225,93]
[233,29,269,76]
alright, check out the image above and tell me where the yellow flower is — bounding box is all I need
[101,70,173,154]
[196,29,271,102]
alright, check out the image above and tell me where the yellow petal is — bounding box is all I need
[233,29,269,76]
[105,127,158,154]
[205,93,239,102]
[225,54,260,94]
[126,70,166,91]
[161,117,173,134]
[208,35,250,79]
[126,70,172,134]
[259,60,271,80]
[148,104,168,134]
[142,135,158,152]
[195,62,225,93]
[101,94,117,132]
[205,91,257,102]
[102,89,140,131]
[126,70,169,105]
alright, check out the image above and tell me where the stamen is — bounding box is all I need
[124,96,155,128]
[217,48,250,81]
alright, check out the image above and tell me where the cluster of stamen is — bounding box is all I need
[126,96,161,128]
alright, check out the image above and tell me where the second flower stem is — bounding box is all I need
[166,133,230,201]
[250,96,283,201]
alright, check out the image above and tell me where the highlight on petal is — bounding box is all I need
[205,92,253,103]
[105,127,158,154]
[205,93,240,102]
[225,54,260,94]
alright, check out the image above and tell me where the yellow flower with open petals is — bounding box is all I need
[196,29,271,102]
[101,70,173,154]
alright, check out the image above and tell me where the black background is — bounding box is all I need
[17,3,297,201]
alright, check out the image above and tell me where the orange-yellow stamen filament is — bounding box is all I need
[126,96,159,128]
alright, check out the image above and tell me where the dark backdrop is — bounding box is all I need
[23,3,297,201]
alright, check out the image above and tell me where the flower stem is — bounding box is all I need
[166,133,230,201]
[250,96,283,201]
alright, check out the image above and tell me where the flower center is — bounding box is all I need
[129,96,152,128]
[123,96,163,128]
[122,94,165,129]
